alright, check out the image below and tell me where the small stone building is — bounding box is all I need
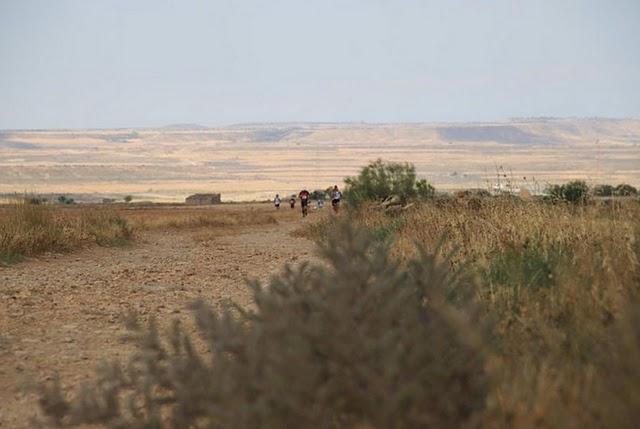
[185,193,221,205]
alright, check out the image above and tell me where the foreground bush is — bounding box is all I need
[344,159,435,206]
[39,222,488,428]
[0,203,132,264]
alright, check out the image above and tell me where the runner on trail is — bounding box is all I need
[273,194,281,209]
[289,196,296,209]
[331,185,342,213]
[299,188,311,217]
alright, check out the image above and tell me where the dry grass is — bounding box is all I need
[120,204,280,231]
[0,203,133,265]
[0,203,286,265]
[309,197,640,428]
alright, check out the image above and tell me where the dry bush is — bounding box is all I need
[39,221,488,428]
[0,203,132,265]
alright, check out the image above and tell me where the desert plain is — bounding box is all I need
[1,118,639,202]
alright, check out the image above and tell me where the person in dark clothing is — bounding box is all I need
[299,189,310,217]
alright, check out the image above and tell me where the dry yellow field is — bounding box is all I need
[1,118,639,202]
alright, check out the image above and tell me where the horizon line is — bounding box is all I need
[2,116,640,132]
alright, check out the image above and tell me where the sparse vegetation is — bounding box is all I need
[28,175,640,428]
[0,203,132,265]
[124,207,278,230]
[0,203,287,265]
[304,195,640,427]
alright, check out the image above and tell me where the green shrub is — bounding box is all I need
[545,184,564,201]
[545,181,589,204]
[39,221,488,428]
[57,195,75,205]
[562,180,589,203]
[416,179,435,198]
[344,159,435,206]
[593,184,615,197]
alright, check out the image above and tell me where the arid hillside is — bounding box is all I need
[1,118,639,201]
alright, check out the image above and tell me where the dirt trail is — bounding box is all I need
[0,210,319,427]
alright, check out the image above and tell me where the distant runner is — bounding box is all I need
[299,188,310,217]
[273,194,281,209]
[331,185,342,213]
[289,196,296,209]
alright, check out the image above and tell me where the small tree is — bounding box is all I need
[562,180,589,204]
[545,184,564,201]
[124,195,133,203]
[344,159,435,205]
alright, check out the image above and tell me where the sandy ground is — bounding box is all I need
[0,207,321,427]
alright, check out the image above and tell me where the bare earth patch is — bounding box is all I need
[0,205,321,427]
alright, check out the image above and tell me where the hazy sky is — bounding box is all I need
[1,0,639,129]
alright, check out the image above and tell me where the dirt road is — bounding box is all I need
[0,207,319,427]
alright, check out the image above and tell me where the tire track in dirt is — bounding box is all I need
[0,214,319,427]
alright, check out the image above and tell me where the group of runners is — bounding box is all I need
[273,185,342,217]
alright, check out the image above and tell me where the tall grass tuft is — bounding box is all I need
[0,203,133,265]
